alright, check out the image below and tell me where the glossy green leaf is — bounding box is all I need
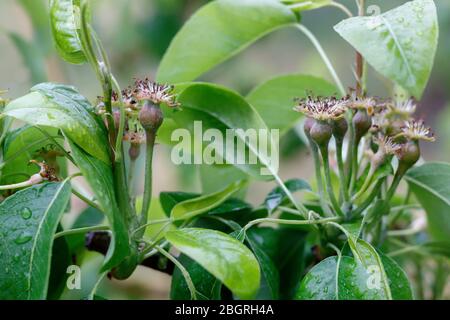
[405,162,450,241]
[295,256,337,300]
[49,0,86,64]
[264,178,311,214]
[172,83,278,180]
[296,250,413,300]
[4,83,110,163]
[247,74,337,134]
[171,254,222,300]
[160,191,253,222]
[68,141,130,271]
[379,253,414,300]
[157,0,297,83]
[0,181,71,299]
[341,238,392,299]
[334,0,438,98]
[1,126,66,185]
[47,227,71,300]
[340,239,413,300]
[246,234,280,299]
[247,227,308,299]
[165,228,261,299]
[171,180,247,221]
[160,192,198,216]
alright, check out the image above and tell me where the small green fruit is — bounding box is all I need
[310,121,332,147]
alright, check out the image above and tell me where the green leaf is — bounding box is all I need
[405,162,450,241]
[0,181,71,299]
[334,0,438,98]
[171,254,222,300]
[379,253,414,300]
[165,228,261,299]
[157,0,297,83]
[247,227,308,298]
[1,125,66,185]
[264,178,310,214]
[47,226,72,300]
[68,141,130,271]
[172,82,278,180]
[160,192,198,216]
[342,238,392,299]
[296,249,413,300]
[171,180,247,221]
[246,233,280,299]
[66,206,105,253]
[247,74,337,134]
[295,256,337,300]
[49,0,86,64]
[160,191,253,222]
[340,239,413,300]
[4,83,110,163]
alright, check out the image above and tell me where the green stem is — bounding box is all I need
[127,156,137,197]
[352,178,384,217]
[0,178,40,190]
[132,218,172,236]
[348,140,359,194]
[111,75,126,160]
[310,138,332,216]
[389,188,413,226]
[79,1,115,147]
[336,139,349,203]
[278,206,303,216]
[390,204,420,213]
[329,1,353,17]
[72,188,102,212]
[386,167,406,203]
[0,117,12,149]
[154,244,197,300]
[273,173,308,217]
[353,163,376,201]
[54,225,110,240]
[139,130,156,228]
[320,146,344,217]
[242,216,341,233]
[296,24,346,96]
[345,111,355,186]
[87,272,107,300]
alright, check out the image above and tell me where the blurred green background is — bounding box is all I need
[0,0,448,299]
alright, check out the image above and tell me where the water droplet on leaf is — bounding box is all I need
[15,233,32,244]
[21,207,32,220]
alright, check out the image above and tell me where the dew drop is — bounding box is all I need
[21,207,32,220]
[15,233,32,245]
